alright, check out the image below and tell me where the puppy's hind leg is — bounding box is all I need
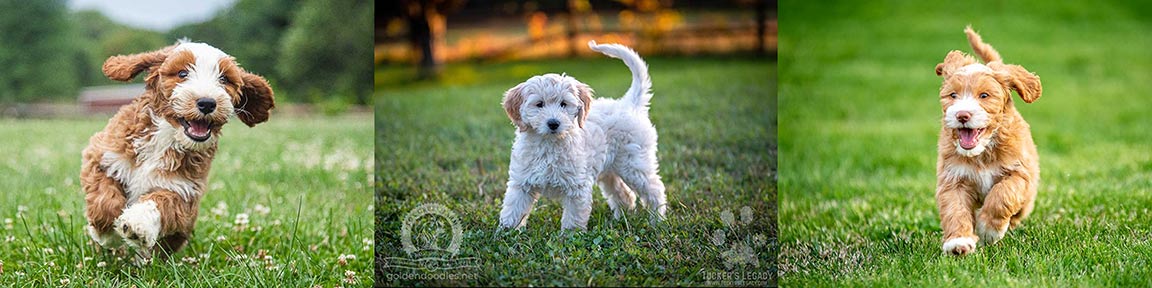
[598,173,636,219]
[499,183,539,229]
[82,147,127,249]
[618,164,667,222]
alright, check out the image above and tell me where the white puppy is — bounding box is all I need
[498,41,667,230]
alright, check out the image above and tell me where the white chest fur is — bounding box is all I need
[942,163,1001,197]
[508,132,597,197]
[100,117,199,204]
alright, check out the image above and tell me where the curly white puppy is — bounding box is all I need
[498,41,667,230]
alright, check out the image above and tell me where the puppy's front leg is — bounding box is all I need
[560,186,593,230]
[937,181,979,255]
[115,190,199,262]
[499,183,539,229]
[977,173,1029,245]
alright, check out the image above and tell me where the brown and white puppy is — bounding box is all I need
[934,26,1042,256]
[82,40,274,262]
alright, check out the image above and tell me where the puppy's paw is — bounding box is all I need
[976,218,1009,245]
[113,201,161,253]
[87,224,123,249]
[942,237,977,256]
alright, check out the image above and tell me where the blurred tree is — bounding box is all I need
[72,10,167,86]
[0,0,81,102]
[380,0,466,80]
[170,0,301,83]
[278,0,373,104]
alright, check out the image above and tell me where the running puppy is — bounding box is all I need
[82,40,275,262]
[935,26,1042,255]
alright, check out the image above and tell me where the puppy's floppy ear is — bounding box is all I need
[575,83,593,128]
[935,50,977,77]
[102,45,174,82]
[503,83,528,132]
[989,62,1042,103]
[237,72,276,127]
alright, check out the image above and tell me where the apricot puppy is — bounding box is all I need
[934,26,1042,256]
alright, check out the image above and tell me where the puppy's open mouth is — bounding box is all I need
[956,128,985,150]
[178,118,214,142]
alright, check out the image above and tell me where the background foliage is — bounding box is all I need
[0,0,372,105]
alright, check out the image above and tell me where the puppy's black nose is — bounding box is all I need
[956,111,971,123]
[547,119,560,130]
[196,98,216,114]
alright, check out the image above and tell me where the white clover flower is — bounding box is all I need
[43,248,53,254]
[254,204,271,215]
[234,213,250,226]
[60,278,69,285]
[96,261,107,268]
[216,235,226,242]
[211,201,229,217]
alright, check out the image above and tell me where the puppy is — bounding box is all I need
[934,26,1042,255]
[498,41,667,230]
[82,40,275,262]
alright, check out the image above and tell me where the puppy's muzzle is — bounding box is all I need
[547,119,560,131]
[956,111,971,124]
[196,98,217,114]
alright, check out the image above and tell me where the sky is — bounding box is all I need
[68,0,237,32]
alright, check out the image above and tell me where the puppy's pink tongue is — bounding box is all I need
[187,121,210,137]
[958,128,979,149]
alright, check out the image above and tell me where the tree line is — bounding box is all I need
[0,0,372,105]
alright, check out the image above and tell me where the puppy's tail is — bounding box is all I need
[965,25,1002,63]
[588,40,652,109]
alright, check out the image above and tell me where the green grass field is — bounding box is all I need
[376,55,776,286]
[779,0,1152,285]
[0,115,373,287]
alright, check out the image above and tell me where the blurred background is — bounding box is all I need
[375,1,777,285]
[0,0,372,118]
[376,0,776,83]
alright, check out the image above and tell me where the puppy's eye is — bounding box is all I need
[177,70,189,79]
[980,93,989,99]
[949,93,958,99]
[218,75,228,84]
[560,102,567,108]
[535,102,544,108]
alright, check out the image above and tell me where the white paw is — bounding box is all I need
[87,225,123,248]
[976,219,1008,245]
[113,201,161,252]
[942,237,977,255]
[498,209,527,229]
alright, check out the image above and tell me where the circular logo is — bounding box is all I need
[400,203,463,257]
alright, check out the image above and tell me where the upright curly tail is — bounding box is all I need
[965,25,1002,63]
[588,41,652,109]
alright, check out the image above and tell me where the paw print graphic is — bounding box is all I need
[711,206,766,269]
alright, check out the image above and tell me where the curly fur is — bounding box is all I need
[935,26,1042,256]
[82,40,274,262]
[498,41,667,230]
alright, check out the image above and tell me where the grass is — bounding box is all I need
[375,55,776,286]
[778,0,1152,285]
[0,115,374,287]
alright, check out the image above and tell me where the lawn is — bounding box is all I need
[778,0,1152,286]
[375,55,776,286]
[0,115,374,287]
